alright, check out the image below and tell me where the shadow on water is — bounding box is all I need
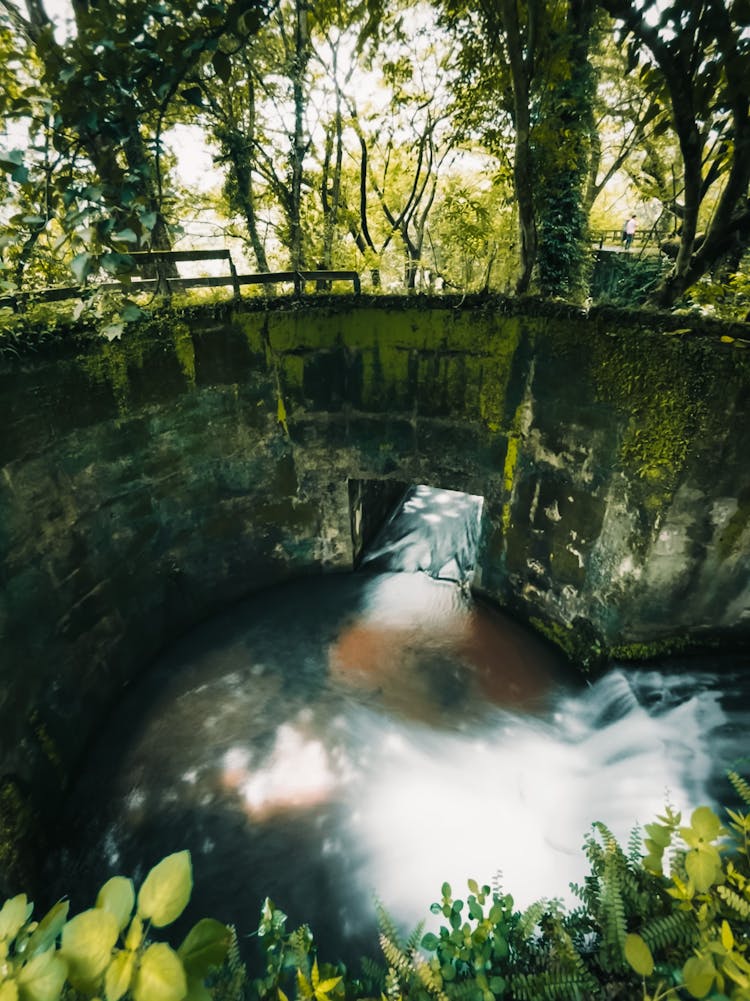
[44,487,750,969]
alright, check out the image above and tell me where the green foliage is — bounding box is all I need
[0,851,231,1001]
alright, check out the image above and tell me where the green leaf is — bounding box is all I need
[132,943,187,1001]
[181,86,204,109]
[104,949,135,1001]
[71,252,94,284]
[212,50,232,83]
[60,908,119,988]
[691,807,722,841]
[97,877,135,932]
[682,956,715,998]
[111,229,138,244]
[177,919,231,978]
[420,932,439,952]
[27,902,69,957]
[184,977,211,1001]
[0,981,19,1001]
[17,948,68,1001]
[624,933,654,977]
[137,852,193,928]
[686,848,721,892]
[121,303,145,323]
[0,895,32,942]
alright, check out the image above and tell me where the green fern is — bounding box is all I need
[640,911,697,952]
[716,884,750,918]
[728,770,750,807]
[511,969,602,1000]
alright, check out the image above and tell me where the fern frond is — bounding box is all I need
[728,771,750,807]
[360,956,386,990]
[404,921,426,955]
[517,900,547,940]
[640,911,697,952]
[627,824,644,865]
[379,933,412,980]
[598,842,627,972]
[511,969,602,1000]
[412,955,449,1001]
[717,885,750,918]
[375,900,405,948]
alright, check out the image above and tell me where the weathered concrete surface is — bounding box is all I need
[1,295,749,889]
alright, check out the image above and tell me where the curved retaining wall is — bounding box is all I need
[1,296,749,890]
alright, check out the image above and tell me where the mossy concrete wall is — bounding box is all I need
[1,295,749,890]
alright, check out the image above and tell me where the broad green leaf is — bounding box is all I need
[184,976,211,1001]
[177,920,231,978]
[0,895,32,942]
[17,948,67,1001]
[111,229,138,244]
[104,949,135,1001]
[132,943,187,1001]
[0,980,19,1001]
[721,920,734,951]
[0,896,31,940]
[420,932,439,952]
[181,86,203,108]
[212,50,231,83]
[137,852,193,928]
[624,933,654,977]
[60,907,119,987]
[125,916,143,952]
[690,807,722,841]
[686,849,721,892]
[467,879,479,895]
[97,878,134,932]
[27,902,69,958]
[682,956,715,998]
[70,252,94,284]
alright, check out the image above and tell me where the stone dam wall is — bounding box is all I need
[1,295,749,890]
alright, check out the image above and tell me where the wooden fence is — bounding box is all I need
[0,249,361,311]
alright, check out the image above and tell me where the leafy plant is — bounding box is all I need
[0,851,231,1001]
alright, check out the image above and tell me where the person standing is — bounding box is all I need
[622,214,637,250]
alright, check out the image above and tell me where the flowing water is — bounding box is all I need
[48,486,750,964]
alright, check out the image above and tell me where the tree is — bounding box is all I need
[0,0,267,287]
[600,0,750,306]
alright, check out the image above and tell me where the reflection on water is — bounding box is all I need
[46,488,750,966]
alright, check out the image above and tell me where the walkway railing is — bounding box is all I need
[0,249,361,310]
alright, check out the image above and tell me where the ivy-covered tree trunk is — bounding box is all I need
[535,0,596,300]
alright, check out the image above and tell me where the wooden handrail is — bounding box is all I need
[0,250,362,309]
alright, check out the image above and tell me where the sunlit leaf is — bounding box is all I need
[0,895,32,942]
[137,852,193,928]
[17,948,67,1001]
[104,949,135,1001]
[124,916,143,952]
[0,980,19,1001]
[682,956,715,998]
[177,919,231,978]
[686,848,721,892]
[27,902,69,958]
[96,877,135,932]
[132,943,187,1001]
[60,908,119,988]
[624,933,654,977]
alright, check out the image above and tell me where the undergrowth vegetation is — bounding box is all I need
[3,773,750,1001]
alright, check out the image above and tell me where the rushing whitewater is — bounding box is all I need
[48,486,749,962]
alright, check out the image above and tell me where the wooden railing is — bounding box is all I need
[0,249,361,310]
